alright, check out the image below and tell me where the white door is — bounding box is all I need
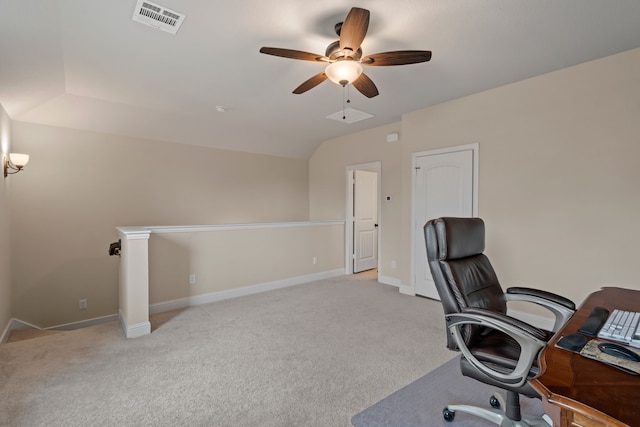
[413,148,476,299]
[354,170,378,273]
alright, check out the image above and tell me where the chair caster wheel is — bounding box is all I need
[489,395,501,408]
[443,408,455,422]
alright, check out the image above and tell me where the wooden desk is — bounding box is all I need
[531,287,640,427]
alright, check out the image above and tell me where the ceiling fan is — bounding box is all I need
[259,7,432,98]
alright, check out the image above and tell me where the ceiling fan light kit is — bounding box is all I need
[325,61,363,86]
[259,7,431,98]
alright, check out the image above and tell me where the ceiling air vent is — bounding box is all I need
[132,0,185,35]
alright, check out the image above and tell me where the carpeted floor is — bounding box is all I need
[0,273,454,427]
[351,356,544,427]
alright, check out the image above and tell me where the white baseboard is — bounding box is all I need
[119,310,151,339]
[150,268,345,315]
[1,320,15,344]
[1,318,43,343]
[2,270,344,342]
[8,318,42,330]
[378,275,401,288]
[399,284,415,296]
[0,322,8,344]
[47,314,120,331]
[378,275,416,296]
[1,315,123,343]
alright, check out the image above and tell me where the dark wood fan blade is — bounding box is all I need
[259,47,328,62]
[339,8,370,55]
[352,73,378,98]
[361,50,432,66]
[293,72,328,94]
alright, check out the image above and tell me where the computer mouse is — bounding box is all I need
[597,342,640,362]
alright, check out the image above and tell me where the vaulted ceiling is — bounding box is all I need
[1,1,640,159]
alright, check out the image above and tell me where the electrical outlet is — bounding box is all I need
[312,256,317,265]
[79,299,88,310]
[391,260,397,269]
[189,273,196,285]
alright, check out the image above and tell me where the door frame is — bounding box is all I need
[409,143,479,294]
[345,161,382,275]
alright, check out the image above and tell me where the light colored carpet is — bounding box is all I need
[0,273,454,427]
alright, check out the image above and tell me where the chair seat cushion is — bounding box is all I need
[459,328,555,398]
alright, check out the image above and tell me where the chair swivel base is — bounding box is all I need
[443,393,551,427]
[443,404,550,426]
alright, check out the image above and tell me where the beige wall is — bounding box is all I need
[0,104,12,332]
[10,123,309,327]
[149,223,344,305]
[309,122,403,279]
[310,47,640,307]
[7,47,640,328]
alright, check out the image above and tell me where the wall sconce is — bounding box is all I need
[4,153,29,178]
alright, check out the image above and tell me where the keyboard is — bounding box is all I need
[597,309,640,348]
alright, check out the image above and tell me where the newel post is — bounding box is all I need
[116,227,151,338]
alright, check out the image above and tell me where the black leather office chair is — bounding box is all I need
[424,217,576,426]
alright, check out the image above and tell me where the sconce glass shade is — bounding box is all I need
[325,60,363,86]
[4,152,29,177]
[9,153,29,168]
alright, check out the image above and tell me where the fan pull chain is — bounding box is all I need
[342,84,352,120]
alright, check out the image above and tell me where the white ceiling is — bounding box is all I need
[1,1,640,159]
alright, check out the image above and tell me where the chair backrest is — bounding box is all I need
[424,217,507,349]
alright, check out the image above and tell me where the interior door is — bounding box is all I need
[413,148,475,299]
[354,170,378,273]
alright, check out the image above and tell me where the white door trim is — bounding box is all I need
[345,161,382,275]
[409,143,479,295]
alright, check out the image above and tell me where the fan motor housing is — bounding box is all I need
[325,40,362,61]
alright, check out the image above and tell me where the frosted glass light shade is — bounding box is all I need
[10,153,29,167]
[325,60,363,86]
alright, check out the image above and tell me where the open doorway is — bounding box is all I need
[346,162,381,277]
